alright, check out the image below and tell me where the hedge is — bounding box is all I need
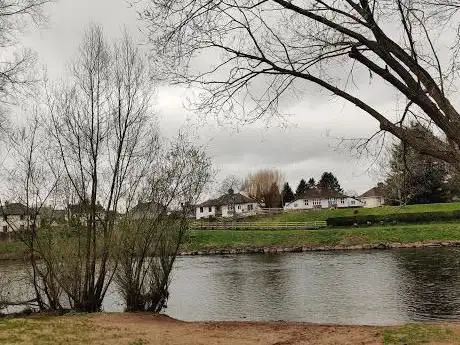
[326,210,460,227]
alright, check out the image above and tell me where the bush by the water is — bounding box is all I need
[326,210,460,227]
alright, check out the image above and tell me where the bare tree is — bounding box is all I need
[0,1,53,131]
[217,174,243,196]
[242,169,284,207]
[141,0,460,166]
[1,109,65,311]
[38,25,157,312]
[115,134,212,312]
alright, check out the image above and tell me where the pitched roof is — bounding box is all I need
[1,203,28,215]
[359,185,384,198]
[198,192,256,207]
[130,201,166,214]
[68,200,104,214]
[295,188,347,200]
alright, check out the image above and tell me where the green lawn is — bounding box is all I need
[3,208,460,259]
[0,241,26,260]
[182,222,460,251]
[244,202,460,223]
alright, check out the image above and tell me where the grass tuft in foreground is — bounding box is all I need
[383,324,457,344]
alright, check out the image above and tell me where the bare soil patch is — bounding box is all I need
[2,313,460,344]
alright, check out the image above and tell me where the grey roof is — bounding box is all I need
[198,193,256,207]
[295,188,347,200]
[68,200,104,214]
[1,203,28,215]
[359,185,384,198]
[131,201,166,214]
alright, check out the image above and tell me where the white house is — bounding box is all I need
[284,188,364,210]
[196,192,260,220]
[359,183,385,208]
[0,202,39,233]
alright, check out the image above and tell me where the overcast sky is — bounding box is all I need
[18,0,390,195]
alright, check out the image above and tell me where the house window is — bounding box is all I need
[304,200,308,206]
[341,198,345,204]
[200,207,203,213]
[20,224,25,231]
[228,205,234,210]
[351,200,356,205]
[237,205,240,210]
[2,226,7,232]
[208,207,212,212]
[248,204,253,211]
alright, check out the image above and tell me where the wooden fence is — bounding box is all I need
[191,221,327,230]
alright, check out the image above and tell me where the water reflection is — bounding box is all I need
[3,248,460,325]
[393,248,460,320]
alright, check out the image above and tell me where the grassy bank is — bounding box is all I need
[244,202,460,222]
[2,222,460,259]
[0,313,459,345]
[0,241,26,260]
[182,222,460,251]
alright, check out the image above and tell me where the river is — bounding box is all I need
[2,248,460,325]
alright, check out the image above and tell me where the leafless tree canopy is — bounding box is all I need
[1,24,213,314]
[0,1,51,104]
[142,0,460,166]
[217,174,244,195]
[242,169,284,207]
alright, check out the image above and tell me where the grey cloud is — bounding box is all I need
[17,0,385,195]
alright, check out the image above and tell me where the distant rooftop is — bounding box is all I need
[198,192,256,207]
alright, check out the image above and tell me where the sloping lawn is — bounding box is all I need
[183,222,460,251]
[245,202,460,223]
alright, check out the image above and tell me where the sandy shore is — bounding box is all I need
[2,313,460,345]
[95,313,385,345]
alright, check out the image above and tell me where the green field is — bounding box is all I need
[182,222,460,251]
[2,203,460,260]
[2,221,460,259]
[244,202,460,223]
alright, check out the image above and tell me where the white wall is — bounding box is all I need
[196,203,260,219]
[222,203,259,218]
[196,205,216,220]
[0,215,37,233]
[284,197,363,210]
[362,196,385,208]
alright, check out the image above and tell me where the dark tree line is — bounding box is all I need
[282,173,342,205]
[384,123,460,205]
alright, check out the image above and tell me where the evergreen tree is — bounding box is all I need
[384,123,449,205]
[295,178,307,196]
[281,182,295,204]
[317,172,343,192]
[267,182,282,208]
[307,177,316,189]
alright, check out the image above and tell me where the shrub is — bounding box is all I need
[326,210,460,227]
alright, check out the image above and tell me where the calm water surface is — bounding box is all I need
[3,248,460,325]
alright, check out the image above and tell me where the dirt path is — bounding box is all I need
[2,313,460,344]
[91,313,384,345]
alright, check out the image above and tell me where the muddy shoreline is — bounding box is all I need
[178,240,460,256]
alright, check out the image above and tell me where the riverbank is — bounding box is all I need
[2,222,460,260]
[0,313,459,345]
[180,222,460,255]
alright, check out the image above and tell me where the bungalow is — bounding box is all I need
[0,202,40,233]
[196,192,260,220]
[359,183,385,208]
[284,188,364,210]
[130,201,167,219]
